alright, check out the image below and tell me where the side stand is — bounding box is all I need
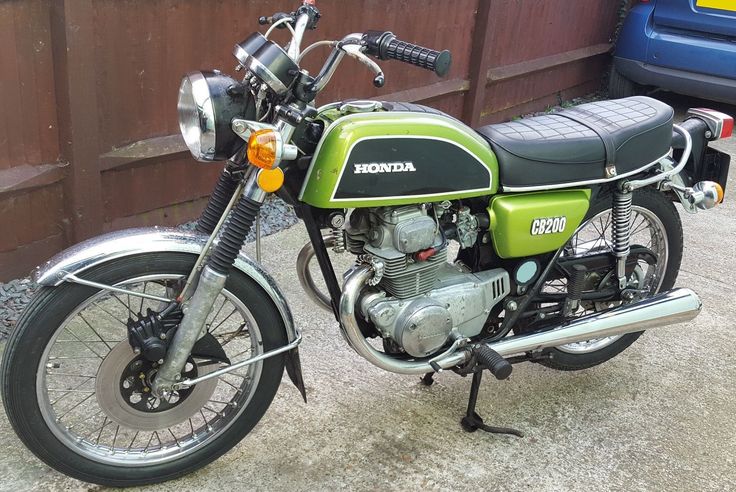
[460,371,524,437]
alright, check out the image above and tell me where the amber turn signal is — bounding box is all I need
[257,168,285,192]
[715,182,724,204]
[247,129,279,169]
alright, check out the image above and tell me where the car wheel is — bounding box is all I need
[608,64,644,99]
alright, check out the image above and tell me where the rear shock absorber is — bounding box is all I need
[195,166,242,235]
[611,187,633,289]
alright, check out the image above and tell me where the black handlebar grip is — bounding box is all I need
[385,39,451,77]
[363,31,452,77]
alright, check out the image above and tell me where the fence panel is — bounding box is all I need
[0,0,625,281]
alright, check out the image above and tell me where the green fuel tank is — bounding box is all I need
[298,110,500,209]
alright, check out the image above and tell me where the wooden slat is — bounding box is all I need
[99,134,188,172]
[50,0,104,243]
[487,43,612,84]
[371,78,470,104]
[0,162,67,196]
[98,79,470,173]
[463,0,495,127]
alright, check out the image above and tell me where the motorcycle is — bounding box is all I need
[2,1,732,486]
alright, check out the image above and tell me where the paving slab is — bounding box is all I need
[1,94,734,491]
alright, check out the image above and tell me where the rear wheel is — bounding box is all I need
[534,188,683,371]
[1,253,287,486]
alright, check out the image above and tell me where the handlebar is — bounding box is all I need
[363,31,452,77]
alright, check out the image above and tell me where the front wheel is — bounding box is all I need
[1,252,287,487]
[535,188,683,371]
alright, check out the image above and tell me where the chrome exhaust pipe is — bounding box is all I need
[339,265,702,375]
[484,287,701,357]
[296,235,336,312]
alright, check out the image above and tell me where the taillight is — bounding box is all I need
[687,108,734,140]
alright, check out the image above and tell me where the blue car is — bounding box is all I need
[612,0,736,104]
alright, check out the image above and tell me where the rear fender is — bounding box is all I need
[32,227,306,400]
[670,118,730,209]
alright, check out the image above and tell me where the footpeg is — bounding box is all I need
[475,345,512,380]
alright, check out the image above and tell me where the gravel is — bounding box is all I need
[0,195,299,340]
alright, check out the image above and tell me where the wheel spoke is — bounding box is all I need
[36,271,263,464]
[78,312,114,350]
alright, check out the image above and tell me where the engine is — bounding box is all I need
[345,205,510,358]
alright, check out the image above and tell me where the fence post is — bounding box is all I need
[462,0,495,127]
[50,0,104,244]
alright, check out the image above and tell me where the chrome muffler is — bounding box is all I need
[339,265,702,375]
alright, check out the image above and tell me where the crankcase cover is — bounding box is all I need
[300,111,499,208]
[395,298,453,358]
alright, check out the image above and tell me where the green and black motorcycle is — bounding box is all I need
[2,1,732,486]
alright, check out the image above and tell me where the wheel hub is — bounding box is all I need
[96,342,219,431]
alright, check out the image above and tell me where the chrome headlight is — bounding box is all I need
[177,71,255,162]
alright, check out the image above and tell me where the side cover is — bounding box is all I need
[299,111,499,208]
[488,189,591,259]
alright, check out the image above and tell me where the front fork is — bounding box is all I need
[152,167,265,395]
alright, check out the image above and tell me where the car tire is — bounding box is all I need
[608,64,644,99]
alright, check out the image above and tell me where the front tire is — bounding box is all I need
[1,253,287,486]
[538,188,683,371]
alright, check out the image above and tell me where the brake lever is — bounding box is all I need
[342,44,385,88]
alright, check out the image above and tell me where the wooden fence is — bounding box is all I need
[0,0,624,281]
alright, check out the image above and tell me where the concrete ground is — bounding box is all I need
[1,93,735,491]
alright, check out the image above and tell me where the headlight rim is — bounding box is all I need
[178,71,217,162]
[177,70,254,162]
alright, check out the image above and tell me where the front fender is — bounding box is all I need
[33,227,306,399]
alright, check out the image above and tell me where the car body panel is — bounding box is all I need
[614,1,736,103]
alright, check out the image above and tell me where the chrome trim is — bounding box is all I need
[296,234,336,311]
[33,227,298,344]
[178,71,217,161]
[339,265,469,374]
[243,52,289,95]
[176,332,302,389]
[287,13,310,60]
[485,287,701,357]
[180,178,245,301]
[625,124,692,192]
[62,273,173,303]
[154,265,228,394]
[339,265,701,375]
[500,151,669,193]
[305,33,363,95]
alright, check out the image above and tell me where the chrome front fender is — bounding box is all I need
[33,227,299,344]
[33,227,306,399]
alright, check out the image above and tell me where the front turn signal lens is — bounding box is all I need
[247,129,280,169]
[257,168,285,192]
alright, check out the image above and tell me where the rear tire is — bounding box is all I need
[538,188,683,371]
[608,64,645,99]
[1,253,287,486]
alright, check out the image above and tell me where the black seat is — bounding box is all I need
[475,96,674,189]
